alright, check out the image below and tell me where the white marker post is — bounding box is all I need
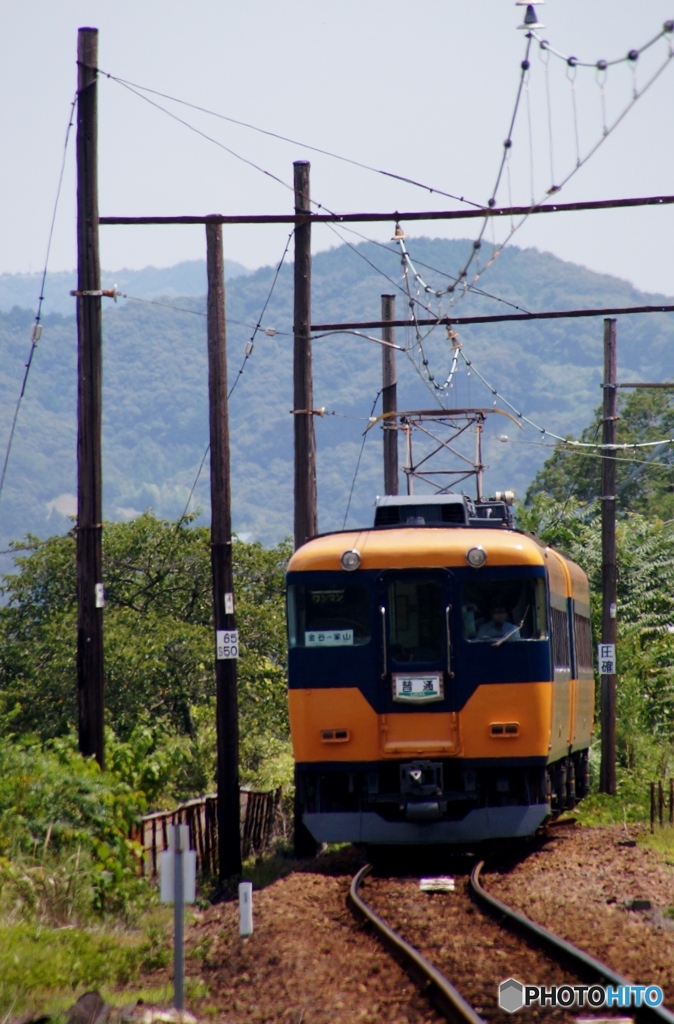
[239,881,253,936]
[160,825,197,1011]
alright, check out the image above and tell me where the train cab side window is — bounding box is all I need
[551,606,571,670]
[288,584,371,648]
[462,578,547,643]
[574,613,593,670]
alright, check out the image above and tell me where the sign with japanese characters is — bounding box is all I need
[393,673,443,703]
[597,643,616,675]
[305,630,353,647]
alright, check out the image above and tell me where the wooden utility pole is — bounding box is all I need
[206,222,242,879]
[293,161,317,549]
[76,27,105,769]
[381,294,399,494]
[599,318,618,795]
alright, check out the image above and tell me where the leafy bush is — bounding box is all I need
[0,734,151,923]
[520,494,674,807]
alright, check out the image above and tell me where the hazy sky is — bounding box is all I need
[2,1,674,296]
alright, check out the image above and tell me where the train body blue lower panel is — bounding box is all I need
[304,803,550,845]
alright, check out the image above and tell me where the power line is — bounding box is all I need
[343,390,382,529]
[0,92,78,508]
[466,348,674,451]
[532,20,674,71]
[97,68,483,209]
[228,229,294,400]
[110,77,296,199]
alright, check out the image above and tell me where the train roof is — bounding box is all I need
[288,526,547,573]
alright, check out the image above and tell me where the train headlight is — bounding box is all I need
[466,545,487,568]
[341,548,361,571]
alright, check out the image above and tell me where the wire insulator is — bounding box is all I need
[504,138,513,148]
[567,55,577,67]
[596,59,608,70]
[521,59,531,70]
[627,49,639,61]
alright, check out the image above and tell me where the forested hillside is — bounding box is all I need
[1,236,673,555]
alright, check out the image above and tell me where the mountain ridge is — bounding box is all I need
[1,236,672,564]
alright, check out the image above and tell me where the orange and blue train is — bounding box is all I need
[287,493,594,846]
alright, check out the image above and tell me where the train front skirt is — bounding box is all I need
[303,803,550,844]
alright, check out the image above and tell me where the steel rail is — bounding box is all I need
[349,864,485,1024]
[470,860,674,1024]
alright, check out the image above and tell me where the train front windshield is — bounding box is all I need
[287,583,371,648]
[461,577,547,644]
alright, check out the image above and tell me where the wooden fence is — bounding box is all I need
[139,787,282,877]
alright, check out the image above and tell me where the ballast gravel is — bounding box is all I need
[146,825,674,1023]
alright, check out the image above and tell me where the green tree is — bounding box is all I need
[0,514,292,794]
[519,494,674,779]
[526,387,674,516]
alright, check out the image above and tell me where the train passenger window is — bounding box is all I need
[574,614,593,671]
[461,578,547,644]
[388,579,444,663]
[287,584,371,647]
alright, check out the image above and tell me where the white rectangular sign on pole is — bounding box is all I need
[159,829,197,904]
[216,629,239,659]
[159,848,197,903]
[597,643,616,675]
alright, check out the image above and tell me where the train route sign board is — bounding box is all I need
[393,673,444,703]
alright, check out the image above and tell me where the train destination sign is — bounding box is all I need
[305,630,354,647]
[393,673,444,703]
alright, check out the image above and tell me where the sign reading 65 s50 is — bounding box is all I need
[216,630,239,660]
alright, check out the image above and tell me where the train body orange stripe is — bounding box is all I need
[289,682,554,763]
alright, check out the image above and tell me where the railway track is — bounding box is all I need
[349,858,674,1024]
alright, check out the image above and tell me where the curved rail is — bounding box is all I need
[470,860,674,1024]
[349,864,486,1024]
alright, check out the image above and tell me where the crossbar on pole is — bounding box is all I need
[99,193,674,227]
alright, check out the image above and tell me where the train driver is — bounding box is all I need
[476,604,521,644]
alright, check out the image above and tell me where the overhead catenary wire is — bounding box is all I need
[95,68,483,210]
[466,347,674,451]
[176,231,295,520]
[532,19,674,71]
[0,92,78,508]
[228,228,294,400]
[389,14,674,391]
[343,390,382,529]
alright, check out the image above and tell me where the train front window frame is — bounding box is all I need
[287,583,371,648]
[387,578,444,665]
[461,577,548,643]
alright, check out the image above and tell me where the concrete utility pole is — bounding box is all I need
[206,223,242,879]
[293,161,317,549]
[76,27,105,768]
[600,318,618,795]
[381,294,399,495]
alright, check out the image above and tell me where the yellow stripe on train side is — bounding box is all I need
[289,682,555,764]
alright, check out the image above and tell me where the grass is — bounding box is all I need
[0,908,173,1019]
